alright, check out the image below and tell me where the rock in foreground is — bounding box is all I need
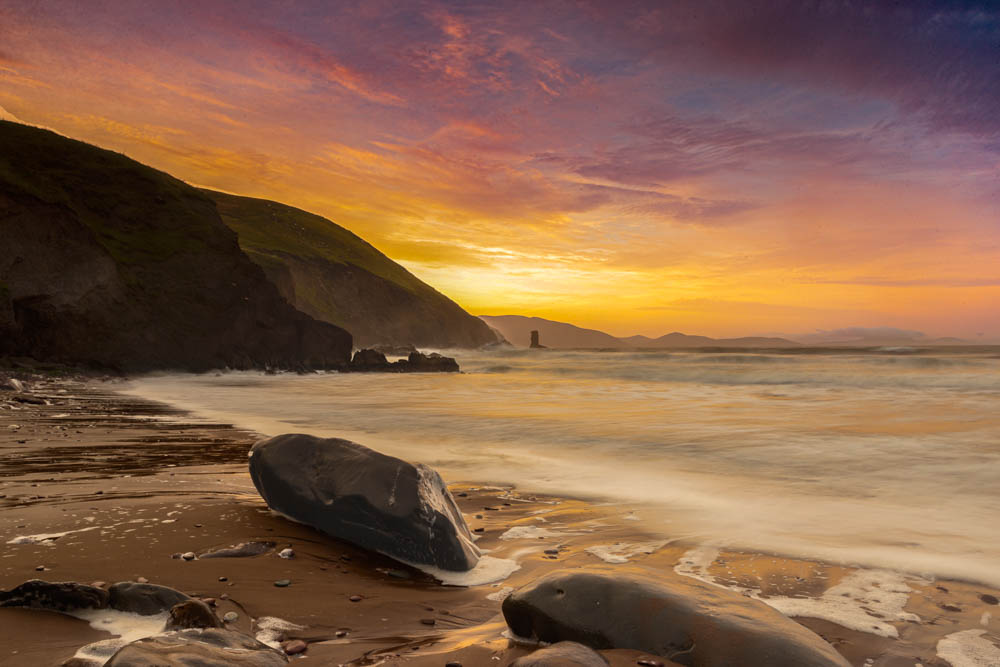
[511,641,610,667]
[249,434,480,571]
[502,570,850,667]
[106,628,287,666]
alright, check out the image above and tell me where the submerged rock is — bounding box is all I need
[199,541,276,558]
[502,570,850,667]
[109,582,190,616]
[106,628,287,666]
[249,434,480,571]
[512,641,609,667]
[0,580,109,612]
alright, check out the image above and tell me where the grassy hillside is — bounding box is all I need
[208,190,500,349]
[0,120,351,371]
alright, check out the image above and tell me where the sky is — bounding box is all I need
[2,1,998,339]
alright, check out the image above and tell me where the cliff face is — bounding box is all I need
[0,120,352,372]
[207,190,501,349]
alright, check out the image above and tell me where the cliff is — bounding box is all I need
[207,190,500,349]
[0,120,352,372]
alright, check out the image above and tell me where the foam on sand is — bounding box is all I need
[414,555,520,586]
[7,525,101,545]
[936,629,1000,667]
[69,608,169,664]
[499,525,567,540]
[674,547,922,638]
[586,540,670,564]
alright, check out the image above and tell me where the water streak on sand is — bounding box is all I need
[124,347,1000,587]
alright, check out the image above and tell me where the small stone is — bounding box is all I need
[218,576,228,582]
[349,595,362,602]
[194,523,203,528]
[91,581,107,588]
[95,490,103,495]
[484,506,499,511]
[637,659,663,667]
[274,579,291,588]
[456,492,468,497]
[34,565,45,571]
[278,548,294,559]
[473,527,484,533]
[136,576,149,583]
[283,639,307,655]
[419,618,436,626]
[446,662,463,667]
[223,611,239,622]
[544,549,559,555]
[940,603,962,612]
[981,594,999,605]
[181,552,196,561]
[335,630,348,638]
[340,554,352,561]
[220,593,230,600]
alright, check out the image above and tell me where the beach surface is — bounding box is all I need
[1,375,998,666]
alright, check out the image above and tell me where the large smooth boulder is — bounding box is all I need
[502,570,850,667]
[106,628,287,666]
[512,641,609,667]
[0,580,108,612]
[109,582,190,615]
[249,434,480,571]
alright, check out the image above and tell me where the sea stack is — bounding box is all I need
[529,330,546,348]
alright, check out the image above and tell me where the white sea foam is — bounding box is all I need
[499,526,566,540]
[487,586,515,601]
[586,540,669,564]
[8,525,101,545]
[413,555,520,586]
[70,609,169,664]
[936,629,1000,667]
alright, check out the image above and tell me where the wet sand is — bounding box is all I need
[1,376,998,666]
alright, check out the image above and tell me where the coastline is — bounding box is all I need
[1,375,998,666]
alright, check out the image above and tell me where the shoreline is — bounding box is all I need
[1,375,998,666]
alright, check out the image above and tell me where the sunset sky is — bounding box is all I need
[2,1,998,339]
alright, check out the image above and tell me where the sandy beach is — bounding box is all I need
[1,374,998,666]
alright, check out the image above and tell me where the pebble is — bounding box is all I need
[544,549,559,555]
[475,514,483,519]
[940,603,962,612]
[34,565,45,571]
[419,618,436,626]
[136,577,149,583]
[637,660,663,667]
[278,548,294,559]
[91,581,107,588]
[181,552,196,561]
[456,492,468,497]
[349,595,362,602]
[283,639,307,655]
[218,576,228,582]
[223,611,239,623]
[473,528,485,533]
[335,630,348,638]
[220,594,230,600]
[274,579,291,588]
[981,594,999,605]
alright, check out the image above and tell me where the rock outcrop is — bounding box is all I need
[347,349,460,373]
[249,434,480,571]
[108,582,191,615]
[0,580,109,612]
[106,628,287,666]
[502,570,850,667]
[208,189,503,350]
[0,120,352,372]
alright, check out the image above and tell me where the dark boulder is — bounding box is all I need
[109,581,190,615]
[106,628,287,666]
[502,570,850,667]
[402,351,460,372]
[0,579,109,612]
[249,434,480,571]
[512,641,609,667]
[347,349,460,373]
[165,599,223,630]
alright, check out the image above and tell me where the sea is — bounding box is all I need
[123,346,1000,588]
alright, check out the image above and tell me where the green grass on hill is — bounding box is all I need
[206,189,429,296]
[0,120,220,267]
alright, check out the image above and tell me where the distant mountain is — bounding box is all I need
[479,315,799,349]
[479,316,627,349]
[0,120,351,371]
[208,191,500,349]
